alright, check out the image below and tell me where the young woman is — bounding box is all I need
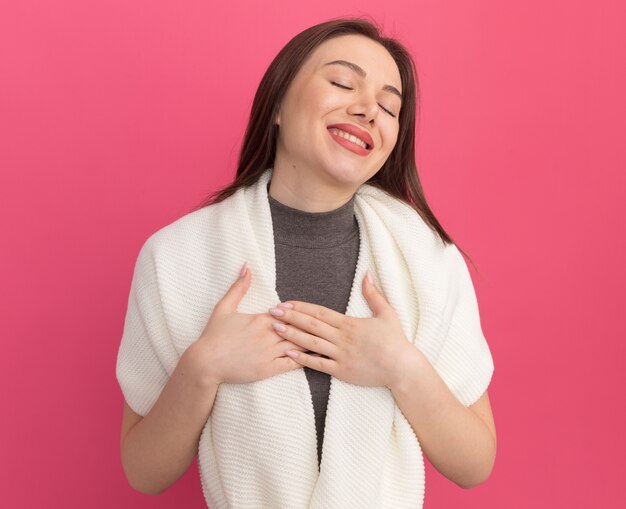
[116,18,496,508]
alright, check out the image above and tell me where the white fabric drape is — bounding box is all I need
[116,167,494,508]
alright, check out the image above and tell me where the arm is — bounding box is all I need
[389,345,496,489]
[272,258,496,488]
[118,262,297,496]
[120,343,219,496]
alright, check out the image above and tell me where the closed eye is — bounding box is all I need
[330,81,352,90]
[330,81,397,118]
[379,105,396,118]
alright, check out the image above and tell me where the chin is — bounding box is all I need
[321,164,372,188]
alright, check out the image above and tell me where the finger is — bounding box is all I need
[272,322,336,358]
[216,262,250,313]
[276,301,344,328]
[272,340,308,356]
[285,350,336,376]
[268,356,302,377]
[270,308,339,344]
[361,270,392,318]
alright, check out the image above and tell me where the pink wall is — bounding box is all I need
[2,1,624,507]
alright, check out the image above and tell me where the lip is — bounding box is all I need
[327,123,374,150]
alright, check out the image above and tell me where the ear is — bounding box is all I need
[274,109,281,126]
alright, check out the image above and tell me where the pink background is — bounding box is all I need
[2,1,625,507]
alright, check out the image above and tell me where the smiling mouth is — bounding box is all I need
[327,127,371,150]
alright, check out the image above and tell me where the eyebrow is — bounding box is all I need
[322,60,403,100]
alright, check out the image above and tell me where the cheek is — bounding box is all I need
[317,92,342,112]
[380,124,400,155]
[391,129,400,148]
[293,86,341,119]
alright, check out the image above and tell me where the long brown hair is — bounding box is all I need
[193,17,475,268]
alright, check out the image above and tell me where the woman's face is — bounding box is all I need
[274,34,403,190]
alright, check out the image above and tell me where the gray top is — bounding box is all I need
[267,182,360,469]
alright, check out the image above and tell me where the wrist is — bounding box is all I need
[387,343,427,393]
[182,342,222,388]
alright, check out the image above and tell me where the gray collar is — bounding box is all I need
[267,183,358,249]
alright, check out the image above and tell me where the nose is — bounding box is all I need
[346,90,379,125]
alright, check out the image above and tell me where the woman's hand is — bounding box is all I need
[267,271,414,388]
[190,264,306,386]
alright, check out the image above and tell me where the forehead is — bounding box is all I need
[304,34,402,91]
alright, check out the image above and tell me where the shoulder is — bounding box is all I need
[356,182,450,253]
[356,183,440,234]
[147,206,212,248]
[138,200,229,270]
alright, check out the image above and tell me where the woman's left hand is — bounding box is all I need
[268,271,413,388]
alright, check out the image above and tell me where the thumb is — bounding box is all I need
[362,269,389,317]
[217,262,251,313]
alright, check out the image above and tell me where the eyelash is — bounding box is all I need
[330,81,397,118]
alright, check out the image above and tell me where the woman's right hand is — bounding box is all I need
[190,264,305,385]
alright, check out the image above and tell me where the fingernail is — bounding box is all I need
[278,302,293,309]
[272,322,287,333]
[269,307,284,316]
[286,350,300,358]
[240,262,248,278]
[366,269,374,286]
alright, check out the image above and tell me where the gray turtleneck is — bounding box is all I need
[267,182,360,469]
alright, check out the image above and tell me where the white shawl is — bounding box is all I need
[116,167,494,508]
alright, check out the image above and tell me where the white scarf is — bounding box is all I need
[117,167,494,508]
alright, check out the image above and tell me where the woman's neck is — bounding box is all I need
[267,165,357,213]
